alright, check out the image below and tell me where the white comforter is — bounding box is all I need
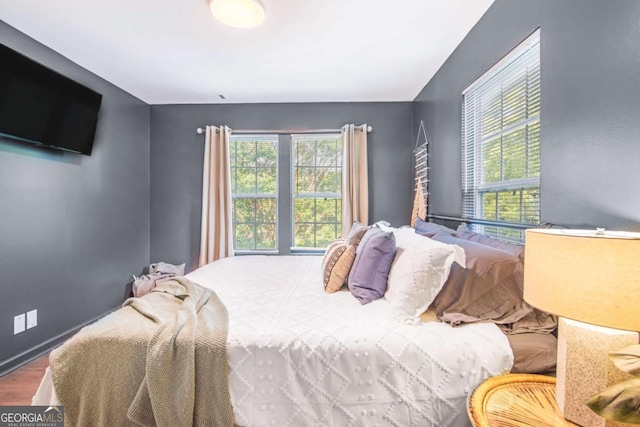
[34,255,513,427]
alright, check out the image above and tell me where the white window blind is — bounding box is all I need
[462,29,540,242]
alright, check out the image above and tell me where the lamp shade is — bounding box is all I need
[524,229,640,332]
[210,0,265,28]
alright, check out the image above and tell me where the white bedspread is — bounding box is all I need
[189,256,512,427]
[34,255,513,427]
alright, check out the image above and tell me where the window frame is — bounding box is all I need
[290,133,342,253]
[229,132,343,255]
[229,134,279,254]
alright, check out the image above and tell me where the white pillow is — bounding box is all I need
[385,228,465,324]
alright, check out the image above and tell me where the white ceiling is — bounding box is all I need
[0,0,493,104]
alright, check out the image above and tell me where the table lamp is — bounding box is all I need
[524,229,640,427]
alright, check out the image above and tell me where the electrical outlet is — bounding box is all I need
[14,314,25,335]
[27,309,37,329]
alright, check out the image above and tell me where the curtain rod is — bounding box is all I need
[196,126,372,135]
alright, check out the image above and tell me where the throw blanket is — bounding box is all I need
[50,277,234,427]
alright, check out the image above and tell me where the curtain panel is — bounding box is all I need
[341,124,369,237]
[199,125,234,267]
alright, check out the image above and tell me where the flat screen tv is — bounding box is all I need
[0,44,102,156]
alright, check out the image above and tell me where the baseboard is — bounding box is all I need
[0,311,115,377]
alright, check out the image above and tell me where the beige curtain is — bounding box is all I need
[199,125,234,267]
[341,124,369,237]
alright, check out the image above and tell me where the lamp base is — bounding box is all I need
[557,318,639,426]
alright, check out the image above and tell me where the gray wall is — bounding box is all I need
[150,103,413,271]
[413,0,640,230]
[0,21,151,372]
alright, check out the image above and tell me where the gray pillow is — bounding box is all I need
[347,221,370,247]
[414,217,456,238]
[429,231,530,325]
[507,333,558,374]
[348,228,396,305]
[456,224,525,263]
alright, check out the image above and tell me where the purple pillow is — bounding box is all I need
[348,228,396,304]
[414,217,456,238]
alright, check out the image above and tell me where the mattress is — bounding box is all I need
[34,255,513,427]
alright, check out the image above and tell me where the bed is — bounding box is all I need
[33,254,515,427]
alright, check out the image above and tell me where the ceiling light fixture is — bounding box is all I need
[210,0,265,29]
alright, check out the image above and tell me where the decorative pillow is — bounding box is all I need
[347,221,370,247]
[414,217,456,238]
[429,231,530,325]
[507,333,558,374]
[456,224,525,263]
[385,227,465,324]
[322,239,357,293]
[348,228,396,304]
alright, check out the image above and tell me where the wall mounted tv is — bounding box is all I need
[0,44,102,156]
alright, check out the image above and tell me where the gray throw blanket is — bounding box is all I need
[51,277,234,427]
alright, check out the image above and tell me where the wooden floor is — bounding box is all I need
[0,353,49,405]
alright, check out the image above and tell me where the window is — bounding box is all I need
[462,29,540,242]
[291,135,342,249]
[230,133,342,254]
[230,136,278,252]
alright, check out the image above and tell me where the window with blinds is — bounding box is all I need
[462,29,540,242]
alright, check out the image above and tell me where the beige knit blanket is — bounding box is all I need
[50,277,234,427]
